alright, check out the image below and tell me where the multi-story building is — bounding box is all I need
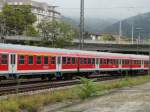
[0,0,61,24]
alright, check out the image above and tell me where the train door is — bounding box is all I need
[141,60,144,69]
[119,59,122,69]
[9,54,17,73]
[96,58,99,70]
[56,56,62,72]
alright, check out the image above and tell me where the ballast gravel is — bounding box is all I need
[47,82,150,112]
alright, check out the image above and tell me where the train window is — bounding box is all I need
[115,59,119,64]
[92,58,95,64]
[100,58,102,64]
[80,58,84,64]
[28,56,33,65]
[88,58,91,64]
[67,58,71,64]
[146,61,149,64]
[44,56,48,65]
[145,61,148,64]
[62,57,67,64]
[67,57,71,64]
[19,55,24,64]
[125,60,129,64]
[122,60,126,65]
[96,58,99,64]
[108,59,113,64]
[128,60,131,64]
[84,58,87,64]
[103,59,107,64]
[51,57,56,64]
[138,60,141,64]
[132,60,135,64]
[36,56,42,64]
[1,54,8,64]
[72,57,76,64]
[123,60,125,64]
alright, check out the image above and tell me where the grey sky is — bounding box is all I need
[35,0,150,19]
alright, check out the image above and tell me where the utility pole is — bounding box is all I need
[138,31,141,44]
[79,0,84,49]
[118,21,122,44]
[131,22,134,44]
[149,50,150,75]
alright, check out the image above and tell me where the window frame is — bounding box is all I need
[62,57,67,64]
[36,56,42,65]
[92,58,95,64]
[67,57,71,64]
[1,54,8,65]
[72,57,76,64]
[28,55,34,65]
[50,56,56,65]
[44,56,49,65]
[18,55,25,65]
[88,58,91,64]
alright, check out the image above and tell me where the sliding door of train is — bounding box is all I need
[56,56,62,72]
[96,58,99,70]
[9,54,17,73]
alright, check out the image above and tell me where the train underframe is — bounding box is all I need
[0,69,148,81]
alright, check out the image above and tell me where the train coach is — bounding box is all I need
[0,43,149,80]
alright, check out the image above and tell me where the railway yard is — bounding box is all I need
[0,43,150,111]
[1,75,150,112]
[59,81,150,112]
[0,74,121,96]
[1,0,150,111]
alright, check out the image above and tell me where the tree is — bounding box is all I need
[101,34,116,41]
[0,4,37,36]
[38,20,78,48]
[26,25,39,37]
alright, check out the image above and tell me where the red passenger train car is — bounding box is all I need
[0,43,149,80]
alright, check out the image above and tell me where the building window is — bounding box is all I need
[28,56,33,64]
[36,56,42,64]
[19,55,24,64]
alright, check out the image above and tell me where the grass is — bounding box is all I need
[1,75,150,112]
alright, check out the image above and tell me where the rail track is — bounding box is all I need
[0,75,123,96]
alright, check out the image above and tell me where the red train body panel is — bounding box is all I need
[0,43,148,80]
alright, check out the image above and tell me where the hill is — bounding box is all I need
[103,12,150,39]
[61,16,117,33]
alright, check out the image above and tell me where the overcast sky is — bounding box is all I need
[35,0,150,20]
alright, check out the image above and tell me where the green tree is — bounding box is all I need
[26,25,39,37]
[38,20,78,48]
[101,34,116,41]
[0,4,37,36]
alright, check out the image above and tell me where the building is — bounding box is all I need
[0,0,5,12]
[0,0,61,24]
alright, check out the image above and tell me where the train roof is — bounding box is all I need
[0,43,148,60]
